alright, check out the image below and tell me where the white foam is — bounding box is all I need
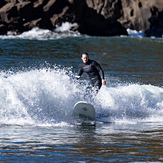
[95,84,163,123]
[0,67,163,126]
[0,22,80,40]
[127,28,145,37]
[0,67,78,126]
[55,22,78,32]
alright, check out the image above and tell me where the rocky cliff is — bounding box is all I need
[0,0,162,37]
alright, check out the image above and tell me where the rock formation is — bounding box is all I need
[0,0,162,37]
[119,0,163,37]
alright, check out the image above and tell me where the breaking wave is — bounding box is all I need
[0,22,80,40]
[0,66,162,126]
[0,22,153,40]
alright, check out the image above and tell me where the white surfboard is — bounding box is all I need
[73,101,95,121]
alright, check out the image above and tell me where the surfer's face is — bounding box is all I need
[81,54,89,63]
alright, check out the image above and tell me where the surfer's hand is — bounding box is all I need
[75,76,80,80]
[102,79,106,85]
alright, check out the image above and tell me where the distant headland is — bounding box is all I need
[0,0,162,37]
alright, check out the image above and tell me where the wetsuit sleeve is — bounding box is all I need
[93,61,105,79]
[76,66,83,79]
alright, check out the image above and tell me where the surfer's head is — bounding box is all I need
[81,52,89,63]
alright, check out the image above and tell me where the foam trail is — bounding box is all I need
[0,67,163,126]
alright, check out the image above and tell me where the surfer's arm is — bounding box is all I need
[75,75,80,79]
[93,61,106,85]
[93,61,105,79]
[76,67,83,79]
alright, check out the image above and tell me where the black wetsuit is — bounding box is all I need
[77,59,104,91]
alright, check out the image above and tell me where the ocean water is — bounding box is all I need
[0,25,163,162]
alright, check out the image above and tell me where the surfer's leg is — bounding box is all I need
[93,80,102,94]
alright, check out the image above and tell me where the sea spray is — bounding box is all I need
[0,66,80,125]
[0,66,163,126]
[0,23,148,40]
[95,84,163,123]
[0,22,80,40]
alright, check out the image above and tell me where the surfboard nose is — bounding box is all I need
[73,101,95,121]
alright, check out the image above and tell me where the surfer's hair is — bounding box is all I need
[82,52,89,57]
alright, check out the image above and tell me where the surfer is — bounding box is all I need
[76,52,106,98]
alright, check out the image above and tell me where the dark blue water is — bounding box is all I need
[0,28,163,162]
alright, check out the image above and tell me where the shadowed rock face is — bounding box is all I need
[0,0,162,37]
[119,0,163,37]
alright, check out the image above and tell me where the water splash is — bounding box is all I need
[0,22,80,40]
[95,84,163,123]
[0,66,163,126]
[55,22,78,32]
[0,66,79,125]
[127,29,145,37]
